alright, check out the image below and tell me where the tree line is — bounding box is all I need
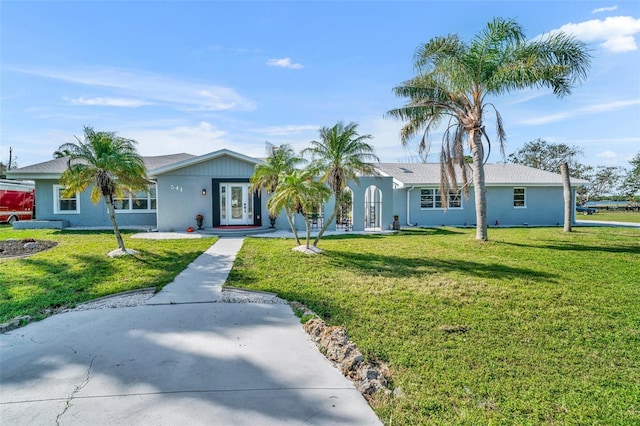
[508,139,640,204]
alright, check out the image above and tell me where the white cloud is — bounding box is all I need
[592,5,618,14]
[123,121,267,159]
[546,136,640,146]
[597,150,618,158]
[520,99,640,125]
[66,96,151,107]
[12,66,255,111]
[124,122,229,156]
[550,16,640,52]
[266,57,304,69]
[252,124,319,136]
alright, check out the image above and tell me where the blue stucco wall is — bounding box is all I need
[271,176,394,232]
[34,180,156,228]
[155,155,258,231]
[396,184,569,227]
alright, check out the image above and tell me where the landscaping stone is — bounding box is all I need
[0,315,32,333]
[303,317,391,398]
[292,245,324,255]
[107,248,139,257]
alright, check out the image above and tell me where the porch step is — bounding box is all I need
[196,226,277,237]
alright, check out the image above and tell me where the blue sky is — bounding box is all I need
[2,1,639,170]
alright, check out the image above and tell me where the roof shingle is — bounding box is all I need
[375,163,590,186]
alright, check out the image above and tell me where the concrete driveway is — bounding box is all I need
[0,238,381,425]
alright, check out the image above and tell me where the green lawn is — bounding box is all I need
[0,228,215,323]
[227,227,640,425]
[580,210,640,223]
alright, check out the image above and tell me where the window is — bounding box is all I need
[513,187,526,208]
[420,189,462,209]
[114,186,157,212]
[53,185,80,214]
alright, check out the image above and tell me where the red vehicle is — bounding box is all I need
[0,179,35,224]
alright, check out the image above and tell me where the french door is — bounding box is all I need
[219,183,253,225]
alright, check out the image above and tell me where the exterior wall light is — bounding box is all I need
[202,188,207,196]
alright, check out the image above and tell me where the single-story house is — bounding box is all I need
[7,148,588,232]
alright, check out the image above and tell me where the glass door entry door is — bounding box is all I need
[220,183,253,225]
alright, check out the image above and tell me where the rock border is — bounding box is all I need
[291,301,392,399]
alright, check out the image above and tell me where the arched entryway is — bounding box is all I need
[364,185,382,230]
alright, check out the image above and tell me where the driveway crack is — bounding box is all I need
[55,355,96,426]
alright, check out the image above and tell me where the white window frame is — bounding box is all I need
[513,187,526,208]
[53,185,80,214]
[420,188,463,210]
[114,185,157,213]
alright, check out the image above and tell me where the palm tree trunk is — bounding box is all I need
[561,162,572,232]
[304,215,311,249]
[313,197,338,247]
[105,195,126,251]
[284,207,301,245]
[470,129,488,241]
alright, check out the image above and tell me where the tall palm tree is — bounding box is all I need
[303,121,379,246]
[58,126,149,252]
[267,167,331,249]
[387,17,590,241]
[250,143,304,225]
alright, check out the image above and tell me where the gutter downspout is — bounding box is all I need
[406,186,415,226]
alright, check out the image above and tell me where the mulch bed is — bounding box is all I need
[0,239,58,259]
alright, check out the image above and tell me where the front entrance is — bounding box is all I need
[219,183,253,225]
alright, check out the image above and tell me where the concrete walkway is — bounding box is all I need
[147,238,244,305]
[0,238,381,425]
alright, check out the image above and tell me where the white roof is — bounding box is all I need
[374,163,591,187]
[7,154,196,180]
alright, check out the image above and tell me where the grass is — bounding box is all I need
[227,227,640,425]
[0,228,215,323]
[580,210,640,223]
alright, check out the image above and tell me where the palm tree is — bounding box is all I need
[58,126,149,253]
[267,167,331,249]
[387,17,590,241]
[53,148,72,159]
[303,121,379,246]
[250,143,304,226]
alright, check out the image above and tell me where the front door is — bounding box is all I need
[220,183,253,225]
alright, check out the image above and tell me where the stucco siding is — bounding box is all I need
[486,186,564,226]
[348,176,394,231]
[403,185,566,227]
[35,180,156,228]
[404,186,476,226]
[156,176,217,231]
[269,176,394,232]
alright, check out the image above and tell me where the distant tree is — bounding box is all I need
[621,152,640,198]
[508,139,596,204]
[267,167,331,249]
[1,147,19,177]
[508,139,585,174]
[58,126,149,254]
[579,166,624,203]
[387,18,591,241]
[303,121,378,247]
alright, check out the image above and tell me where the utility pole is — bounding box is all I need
[8,147,13,170]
